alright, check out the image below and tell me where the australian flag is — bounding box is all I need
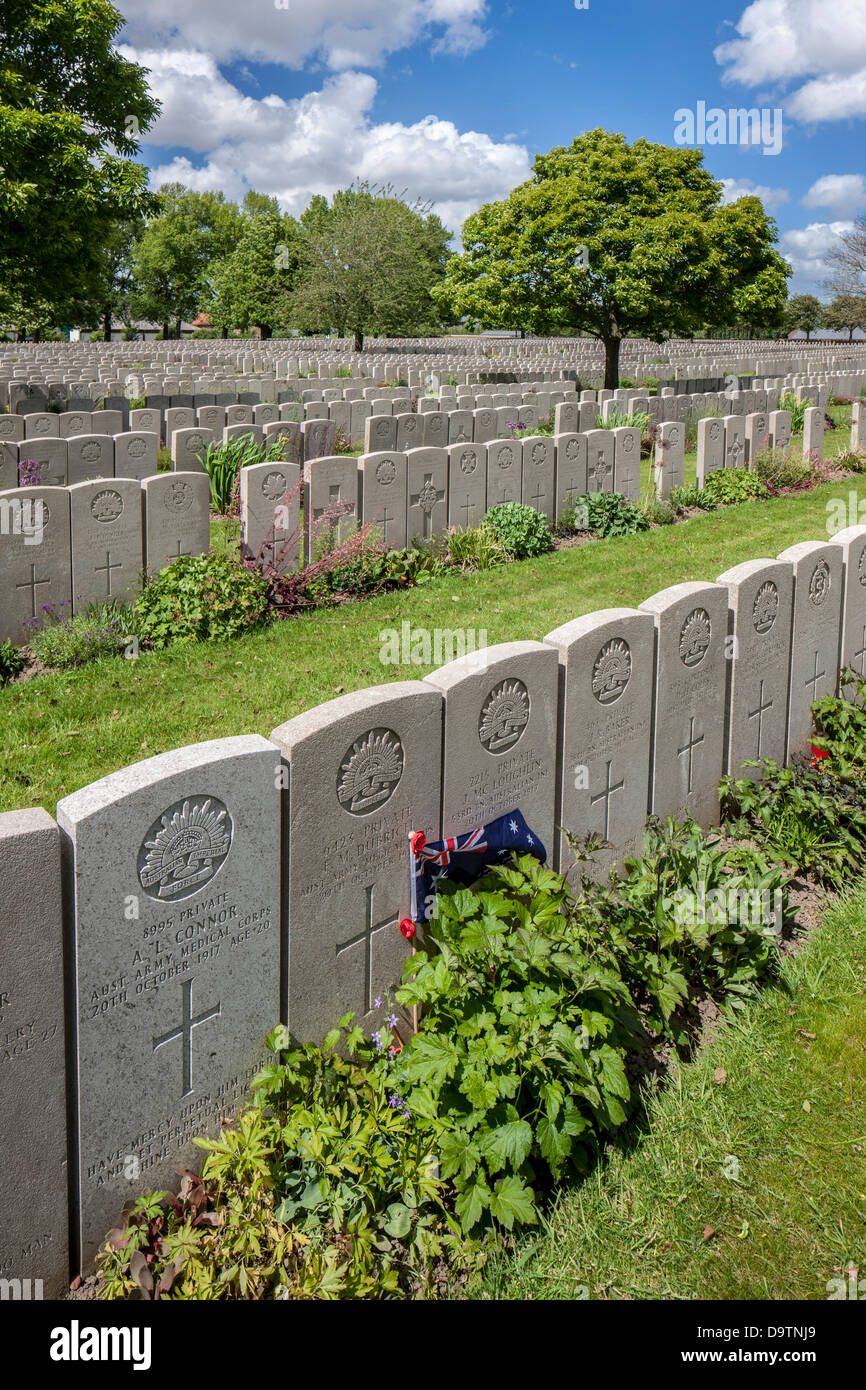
[408,810,546,923]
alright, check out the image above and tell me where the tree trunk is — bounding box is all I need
[175,315,182,339]
[162,322,169,340]
[353,328,364,352]
[603,335,622,390]
[258,324,272,340]
[103,309,112,342]
[222,325,228,340]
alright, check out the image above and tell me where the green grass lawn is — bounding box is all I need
[479,876,866,1302]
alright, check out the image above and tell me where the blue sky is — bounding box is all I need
[118,0,866,295]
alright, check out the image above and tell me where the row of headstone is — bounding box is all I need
[0,473,210,643]
[1,433,160,490]
[2,523,865,1291]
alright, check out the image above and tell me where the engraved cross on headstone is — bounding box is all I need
[16,563,51,617]
[171,539,191,561]
[748,679,773,759]
[590,760,625,841]
[460,494,474,526]
[804,650,826,702]
[94,551,122,596]
[678,716,705,794]
[852,624,866,678]
[153,978,222,1098]
[336,885,398,1018]
[530,483,546,511]
[409,472,444,539]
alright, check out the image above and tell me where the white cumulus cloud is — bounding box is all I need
[802,174,866,218]
[715,0,866,121]
[127,47,531,235]
[119,0,489,70]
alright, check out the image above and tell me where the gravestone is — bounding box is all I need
[555,434,588,515]
[0,808,68,1298]
[830,525,866,687]
[67,433,114,485]
[851,402,866,451]
[585,429,615,494]
[613,427,641,499]
[521,436,555,518]
[360,453,408,550]
[396,413,423,452]
[130,407,162,438]
[350,401,373,446]
[696,417,725,485]
[0,440,16,492]
[253,403,279,428]
[723,415,745,469]
[57,735,281,1269]
[164,407,195,444]
[171,427,213,473]
[306,455,359,554]
[802,406,824,460]
[544,609,654,878]
[24,413,59,439]
[0,485,71,642]
[769,410,792,452]
[424,414,449,450]
[424,641,558,851]
[69,479,144,613]
[302,418,337,463]
[142,471,211,575]
[447,443,486,527]
[639,582,729,826]
[59,411,93,439]
[744,412,769,466]
[17,437,67,486]
[270,683,442,1041]
[0,414,24,443]
[486,439,521,507]
[115,431,159,483]
[406,446,448,542]
[716,559,794,778]
[91,410,122,437]
[223,423,264,448]
[554,401,578,434]
[226,405,253,426]
[365,414,398,454]
[472,409,497,445]
[447,409,474,444]
[240,461,301,573]
[653,422,684,496]
[197,406,227,434]
[776,541,844,759]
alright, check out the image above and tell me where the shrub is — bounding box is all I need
[720,757,866,885]
[642,492,676,525]
[483,502,552,559]
[833,447,866,473]
[135,553,269,647]
[391,856,642,1231]
[752,447,814,493]
[811,668,866,776]
[0,639,25,684]
[778,390,808,434]
[27,600,136,669]
[97,1026,461,1300]
[577,491,650,538]
[594,407,649,432]
[701,467,770,505]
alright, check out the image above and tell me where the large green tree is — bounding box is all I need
[783,294,824,340]
[822,292,866,341]
[130,185,242,338]
[0,0,159,332]
[210,192,299,338]
[290,183,450,351]
[438,129,791,387]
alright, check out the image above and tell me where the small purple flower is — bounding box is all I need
[373,1030,385,1053]
[387,1012,398,1028]
[374,995,383,1009]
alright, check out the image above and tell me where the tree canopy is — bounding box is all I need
[289,184,451,351]
[129,186,242,337]
[783,294,824,339]
[210,193,300,339]
[436,129,791,386]
[0,0,160,332]
[823,292,866,341]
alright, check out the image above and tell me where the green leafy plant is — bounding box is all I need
[483,502,552,559]
[445,524,510,572]
[0,639,26,683]
[135,553,269,647]
[701,467,770,505]
[576,491,650,537]
[594,407,649,432]
[391,856,642,1232]
[778,390,808,434]
[669,483,717,513]
[810,669,866,776]
[721,758,866,884]
[642,491,676,525]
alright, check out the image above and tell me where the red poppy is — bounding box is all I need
[400,918,416,940]
[409,831,426,854]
